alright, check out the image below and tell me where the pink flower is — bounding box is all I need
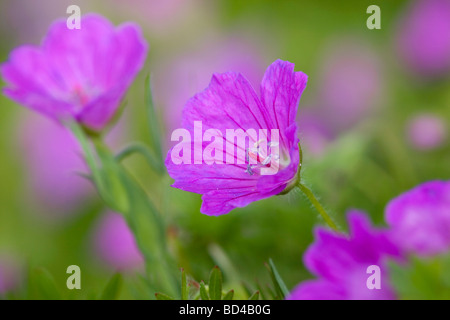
[290,181,450,300]
[396,0,450,77]
[288,212,401,300]
[1,14,148,131]
[17,111,127,219]
[165,60,307,215]
[17,113,92,216]
[406,114,447,150]
[386,180,450,256]
[0,254,22,294]
[93,212,144,271]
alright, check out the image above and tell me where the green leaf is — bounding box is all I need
[70,120,179,297]
[29,268,61,300]
[100,273,123,300]
[248,291,260,300]
[241,282,253,298]
[223,290,234,300]
[155,293,175,300]
[255,280,267,300]
[181,268,188,300]
[209,266,223,300]
[199,281,209,300]
[266,259,289,299]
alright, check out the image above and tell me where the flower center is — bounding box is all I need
[245,139,285,175]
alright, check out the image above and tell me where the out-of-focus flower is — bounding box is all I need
[0,14,148,131]
[18,113,91,216]
[406,114,447,150]
[317,39,383,133]
[288,212,401,300]
[165,60,307,215]
[297,110,333,157]
[0,254,21,294]
[396,0,450,77]
[297,39,383,156]
[17,112,127,219]
[386,180,450,256]
[93,212,144,271]
[154,36,265,141]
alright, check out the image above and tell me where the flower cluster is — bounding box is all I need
[288,180,450,300]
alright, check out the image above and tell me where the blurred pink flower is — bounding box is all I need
[93,212,144,271]
[17,112,127,219]
[297,110,333,157]
[18,113,91,216]
[0,254,21,294]
[406,114,447,150]
[317,39,383,133]
[297,39,383,156]
[1,14,147,131]
[386,180,450,256]
[396,0,450,77]
[288,212,401,300]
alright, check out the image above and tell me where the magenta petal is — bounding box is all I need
[260,59,307,150]
[292,211,400,300]
[385,180,450,256]
[182,72,269,133]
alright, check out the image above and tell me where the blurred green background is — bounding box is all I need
[0,0,448,299]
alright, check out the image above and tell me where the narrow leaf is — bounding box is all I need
[209,266,223,300]
[29,268,61,300]
[100,273,123,300]
[248,291,260,300]
[199,281,209,300]
[268,259,289,299]
[223,290,234,300]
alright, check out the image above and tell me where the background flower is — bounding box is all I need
[92,212,144,271]
[288,212,401,300]
[396,0,450,78]
[406,114,447,150]
[386,180,450,256]
[1,14,148,131]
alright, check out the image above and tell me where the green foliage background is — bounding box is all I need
[0,0,448,299]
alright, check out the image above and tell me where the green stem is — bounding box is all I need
[297,183,339,231]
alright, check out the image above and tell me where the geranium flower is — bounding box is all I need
[93,212,144,271]
[0,14,148,131]
[165,59,308,215]
[288,212,401,300]
[386,180,450,256]
[289,180,450,300]
[396,0,450,77]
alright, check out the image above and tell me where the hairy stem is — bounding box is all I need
[297,183,339,231]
